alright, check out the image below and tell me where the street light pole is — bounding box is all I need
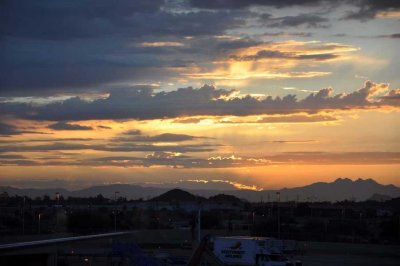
[114,191,119,232]
[38,213,42,234]
[277,191,281,239]
[252,211,255,236]
[22,196,25,235]
[197,208,201,242]
[56,192,60,233]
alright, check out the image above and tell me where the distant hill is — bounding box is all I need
[150,188,204,202]
[368,193,393,202]
[209,194,242,203]
[224,178,400,202]
[283,178,400,202]
[0,186,70,199]
[71,184,167,200]
[1,178,400,202]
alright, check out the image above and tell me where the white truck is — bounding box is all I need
[211,236,302,266]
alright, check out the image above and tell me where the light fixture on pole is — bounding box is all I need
[22,196,26,235]
[38,213,42,234]
[276,191,281,239]
[55,192,60,233]
[114,191,119,232]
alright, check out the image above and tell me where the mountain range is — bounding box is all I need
[1,178,399,202]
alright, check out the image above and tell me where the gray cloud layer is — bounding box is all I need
[0,0,244,94]
[1,82,398,121]
[1,0,398,95]
[0,122,24,136]
[1,151,398,168]
[48,122,93,131]
[230,49,338,61]
[113,132,208,143]
[0,142,215,154]
[189,0,329,9]
[1,0,245,41]
[0,122,43,136]
[190,0,400,20]
[259,14,329,28]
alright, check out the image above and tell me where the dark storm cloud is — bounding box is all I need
[0,122,42,136]
[0,154,25,159]
[190,0,400,20]
[0,122,24,136]
[380,89,400,105]
[48,122,93,131]
[0,38,174,95]
[219,114,338,124]
[344,0,400,20]
[86,152,196,168]
[189,0,400,20]
[216,38,263,51]
[2,81,397,121]
[0,0,244,95]
[189,0,328,9]
[123,130,142,136]
[264,140,317,144]
[0,138,97,144]
[230,50,338,61]
[0,0,242,40]
[269,151,400,165]
[113,133,208,143]
[0,0,165,40]
[97,125,112,129]
[2,0,394,97]
[0,159,41,167]
[2,151,399,168]
[260,14,330,28]
[0,142,216,154]
[0,34,225,95]
[378,33,400,39]
[262,32,313,37]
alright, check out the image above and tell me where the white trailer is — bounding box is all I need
[212,236,302,266]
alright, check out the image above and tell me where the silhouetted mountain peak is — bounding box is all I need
[209,194,242,203]
[368,193,392,202]
[355,178,377,184]
[333,178,353,184]
[150,188,203,202]
[332,178,379,186]
[1,178,399,202]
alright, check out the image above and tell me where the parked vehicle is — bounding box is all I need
[212,236,302,266]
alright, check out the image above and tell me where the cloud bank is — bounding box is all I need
[1,81,398,122]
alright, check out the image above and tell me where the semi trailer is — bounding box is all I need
[212,236,302,266]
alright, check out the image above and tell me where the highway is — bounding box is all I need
[0,232,129,251]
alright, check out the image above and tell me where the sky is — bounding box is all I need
[0,0,399,190]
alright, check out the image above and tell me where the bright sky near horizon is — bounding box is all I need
[0,0,399,189]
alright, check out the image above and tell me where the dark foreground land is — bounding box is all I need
[297,241,400,266]
[1,190,400,265]
[1,230,400,266]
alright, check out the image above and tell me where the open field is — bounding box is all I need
[1,230,400,265]
[130,230,400,266]
[296,241,400,266]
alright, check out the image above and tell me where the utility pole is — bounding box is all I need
[38,213,42,234]
[55,192,60,233]
[197,208,201,242]
[277,191,281,239]
[398,215,400,240]
[114,191,119,232]
[252,211,255,236]
[22,196,25,235]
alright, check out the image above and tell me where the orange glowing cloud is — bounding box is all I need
[181,40,357,84]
